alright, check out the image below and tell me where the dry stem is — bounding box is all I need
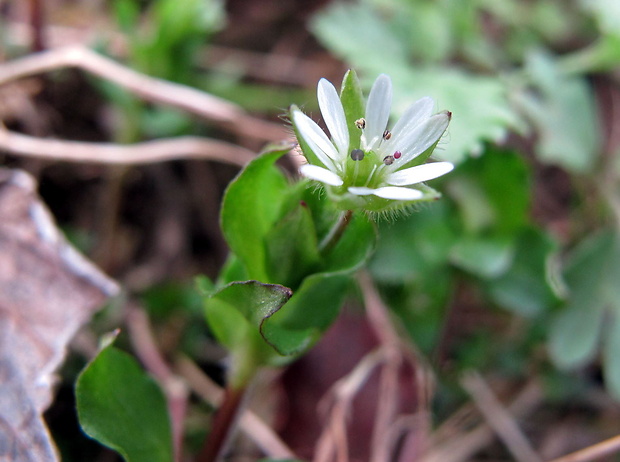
[547,433,620,462]
[175,356,297,460]
[0,126,255,166]
[461,372,542,462]
[0,46,287,142]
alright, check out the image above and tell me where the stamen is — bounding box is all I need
[382,129,392,140]
[355,118,366,130]
[393,150,402,159]
[365,165,378,186]
[383,155,395,165]
[350,149,365,161]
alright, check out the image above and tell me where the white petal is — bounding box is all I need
[364,74,392,148]
[387,162,454,186]
[372,186,423,200]
[317,79,349,159]
[383,97,434,152]
[300,164,343,186]
[395,112,450,164]
[293,110,339,172]
[348,186,375,196]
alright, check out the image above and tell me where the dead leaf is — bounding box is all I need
[0,168,119,462]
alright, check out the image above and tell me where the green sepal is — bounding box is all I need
[339,69,366,151]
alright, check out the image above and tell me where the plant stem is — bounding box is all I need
[319,210,353,254]
[197,385,248,462]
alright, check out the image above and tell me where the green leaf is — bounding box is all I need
[604,312,620,400]
[549,230,620,368]
[204,280,293,385]
[264,201,321,289]
[204,280,292,351]
[261,212,376,355]
[448,148,531,234]
[221,145,291,281]
[516,51,600,173]
[487,228,560,317]
[76,346,172,462]
[261,272,352,355]
[370,202,458,282]
[549,299,605,369]
[450,235,515,279]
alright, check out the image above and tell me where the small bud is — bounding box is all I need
[383,155,395,165]
[393,151,402,159]
[355,118,366,129]
[382,129,392,140]
[350,149,365,161]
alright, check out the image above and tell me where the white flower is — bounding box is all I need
[292,74,453,210]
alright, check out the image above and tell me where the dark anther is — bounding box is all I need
[350,149,365,161]
[383,155,395,165]
[383,129,392,140]
[355,118,366,129]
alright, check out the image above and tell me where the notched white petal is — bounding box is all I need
[364,74,393,148]
[300,164,343,186]
[372,186,423,200]
[384,97,435,151]
[348,186,375,196]
[386,162,454,186]
[317,79,349,159]
[397,112,450,164]
[293,110,338,172]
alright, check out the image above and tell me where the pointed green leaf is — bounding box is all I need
[76,346,173,462]
[549,230,620,368]
[488,228,560,317]
[264,201,321,289]
[221,145,291,281]
[517,51,600,173]
[261,272,352,355]
[450,235,515,279]
[204,280,292,351]
[549,300,605,368]
[261,212,376,355]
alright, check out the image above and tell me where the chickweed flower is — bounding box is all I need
[291,73,453,213]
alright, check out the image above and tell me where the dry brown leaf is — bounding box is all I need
[0,168,119,461]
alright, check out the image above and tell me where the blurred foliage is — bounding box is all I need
[7,0,620,457]
[311,0,620,398]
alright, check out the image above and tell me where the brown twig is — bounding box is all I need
[0,46,288,142]
[421,378,543,462]
[28,0,45,52]
[358,271,434,462]
[547,434,620,462]
[313,349,385,462]
[175,356,298,460]
[0,126,255,166]
[125,303,188,462]
[461,372,542,462]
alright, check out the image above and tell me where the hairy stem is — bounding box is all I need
[197,385,248,462]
